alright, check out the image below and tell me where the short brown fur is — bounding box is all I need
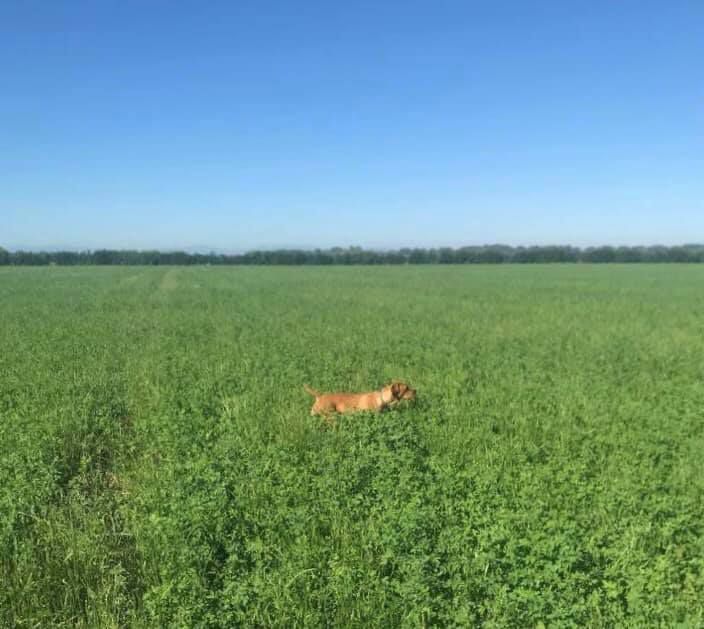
[304,381,416,419]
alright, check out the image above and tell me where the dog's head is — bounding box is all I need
[388,381,416,403]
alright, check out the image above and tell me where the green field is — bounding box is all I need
[2,265,703,627]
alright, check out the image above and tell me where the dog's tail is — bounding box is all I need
[303,384,320,397]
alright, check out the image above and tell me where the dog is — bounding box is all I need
[304,381,416,417]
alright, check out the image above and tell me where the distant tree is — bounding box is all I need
[52,251,79,265]
[438,247,455,264]
[2,244,704,266]
[476,246,508,264]
[638,246,668,263]
[384,250,405,264]
[686,245,704,262]
[408,248,429,264]
[12,250,48,265]
[612,247,642,263]
[582,246,616,263]
[92,249,112,264]
[667,246,693,263]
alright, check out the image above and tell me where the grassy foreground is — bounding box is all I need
[1,265,703,627]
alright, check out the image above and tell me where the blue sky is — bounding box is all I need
[2,0,703,251]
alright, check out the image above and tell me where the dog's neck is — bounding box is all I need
[378,388,387,406]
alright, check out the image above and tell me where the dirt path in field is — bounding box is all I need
[157,268,180,293]
[118,272,144,287]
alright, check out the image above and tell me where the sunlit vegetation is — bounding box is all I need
[2,265,703,626]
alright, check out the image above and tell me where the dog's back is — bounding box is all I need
[304,382,415,416]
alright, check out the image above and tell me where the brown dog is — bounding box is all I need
[304,381,416,416]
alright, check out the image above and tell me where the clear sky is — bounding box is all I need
[2,1,703,251]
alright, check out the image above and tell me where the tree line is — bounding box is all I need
[1,244,704,266]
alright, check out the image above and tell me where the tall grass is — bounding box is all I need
[2,265,703,626]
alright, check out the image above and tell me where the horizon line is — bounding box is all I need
[3,243,704,255]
